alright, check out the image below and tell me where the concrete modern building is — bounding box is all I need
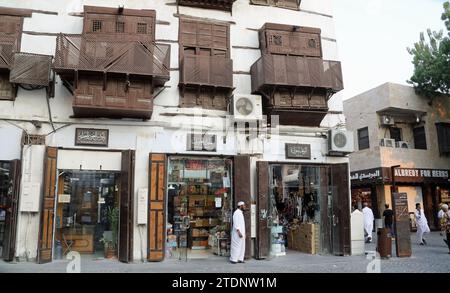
[0,0,352,264]
[344,82,450,230]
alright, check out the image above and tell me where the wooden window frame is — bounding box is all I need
[137,22,147,34]
[92,20,102,32]
[357,127,369,150]
[115,21,125,33]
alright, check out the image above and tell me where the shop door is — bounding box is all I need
[37,147,58,264]
[233,155,251,259]
[256,161,269,259]
[1,160,21,261]
[330,163,351,256]
[118,150,135,263]
[148,153,166,262]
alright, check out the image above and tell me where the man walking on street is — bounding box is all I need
[415,203,430,245]
[362,202,374,243]
[383,204,394,237]
[438,204,450,253]
[230,201,246,264]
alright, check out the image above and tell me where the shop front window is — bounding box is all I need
[166,157,233,260]
[269,164,323,256]
[54,171,120,260]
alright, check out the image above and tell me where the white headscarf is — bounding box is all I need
[237,201,245,207]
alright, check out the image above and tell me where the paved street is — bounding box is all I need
[1,232,449,273]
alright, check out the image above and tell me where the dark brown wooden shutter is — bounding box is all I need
[2,159,21,261]
[37,147,57,264]
[330,163,351,256]
[233,155,251,259]
[256,161,269,259]
[148,153,166,261]
[119,150,135,263]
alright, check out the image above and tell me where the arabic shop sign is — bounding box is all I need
[75,128,109,147]
[350,168,384,182]
[285,143,311,159]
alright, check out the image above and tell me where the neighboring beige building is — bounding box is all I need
[344,82,450,230]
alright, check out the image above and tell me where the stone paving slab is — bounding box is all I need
[1,232,449,273]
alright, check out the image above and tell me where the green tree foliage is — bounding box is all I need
[407,2,450,99]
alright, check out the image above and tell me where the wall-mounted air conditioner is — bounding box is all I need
[380,115,395,126]
[328,129,354,155]
[231,94,263,121]
[380,138,395,147]
[396,141,409,149]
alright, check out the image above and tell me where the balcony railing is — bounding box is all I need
[251,54,343,94]
[177,0,236,11]
[179,55,233,89]
[53,34,170,81]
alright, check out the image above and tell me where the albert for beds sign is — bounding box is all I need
[75,128,109,147]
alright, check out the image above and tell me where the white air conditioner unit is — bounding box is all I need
[396,141,409,149]
[328,129,354,155]
[380,115,395,126]
[380,138,395,147]
[231,94,263,121]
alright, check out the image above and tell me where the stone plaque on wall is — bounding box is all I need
[75,128,109,147]
[285,143,311,159]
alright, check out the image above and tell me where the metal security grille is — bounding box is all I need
[53,34,170,79]
[9,52,52,86]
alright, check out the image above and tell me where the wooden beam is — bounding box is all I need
[0,7,58,17]
[23,31,60,37]
[174,13,236,25]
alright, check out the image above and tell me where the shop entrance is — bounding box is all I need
[54,171,120,260]
[0,160,20,261]
[267,164,324,256]
[256,162,350,259]
[166,156,233,260]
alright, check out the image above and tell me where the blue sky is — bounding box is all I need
[333,0,447,99]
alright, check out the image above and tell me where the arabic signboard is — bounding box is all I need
[75,128,109,147]
[285,143,311,159]
[392,192,411,257]
[186,133,217,152]
[350,167,389,186]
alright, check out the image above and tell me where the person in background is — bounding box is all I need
[415,203,430,245]
[439,204,450,254]
[383,204,394,237]
[438,204,450,251]
[362,202,374,243]
[230,201,246,264]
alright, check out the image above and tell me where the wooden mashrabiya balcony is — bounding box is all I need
[250,54,343,126]
[53,34,171,119]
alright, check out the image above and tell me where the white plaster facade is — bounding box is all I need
[0,0,348,261]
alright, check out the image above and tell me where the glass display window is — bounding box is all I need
[54,171,119,259]
[167,157,233,259]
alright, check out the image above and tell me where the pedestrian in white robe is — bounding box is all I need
[415,203,430,245]
[230,201,246,264]
[362,202,374,243]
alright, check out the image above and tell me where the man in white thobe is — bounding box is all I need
[362,202,374,243]
[230,201,246,264]
[415,203,430,245]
